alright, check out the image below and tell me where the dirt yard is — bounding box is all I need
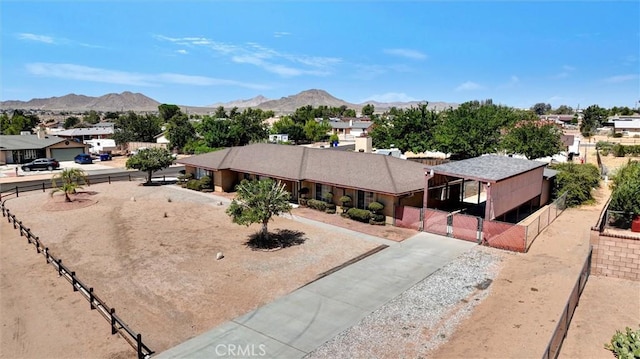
[0,182,379,358]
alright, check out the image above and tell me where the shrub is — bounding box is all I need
[369,213,386,225]
[325,203,337,214]
[186,179,202,191]
[323,192,333,203]
[339,195,352,206]
[612,132,623,138]
[628,145,640,157]
[604,326,640,359]
[613,144,627,157]
[368,201,384,214]
[199,175,212,190]
[608,161,640,228]
[596,141,614,151]
[550,162,601,207]
[347,208,371,223]
[298,198,308,207]
[307,199,327,211]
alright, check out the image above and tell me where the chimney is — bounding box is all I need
[37,126,46,139]
[355,135,372,153]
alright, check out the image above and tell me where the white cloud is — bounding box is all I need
[604,74,639,83]
[274,32,291,38]
[25,63,270,90]
[563,65,576,71]
[176,49,188,55]
[361,92,418,103]
[383,48,427,60]
[155,34,340,77]
[455,81,483,91]
[17,33,55,44]
[552,72,569,79]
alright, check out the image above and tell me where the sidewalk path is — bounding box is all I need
[155,233,476,358]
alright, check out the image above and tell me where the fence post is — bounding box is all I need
[477,217,483,243]
[45,247,49,263]
[89,288,95,310]
[128,174,131,181]
[108,176,111,184]
[137,334,143,359]
[18,222,23,236]
[72,272,77,291]
[57,259,63,276]
[16,186,19,197]
[42,182,45,192]
[446,214,453,237]
[35,237,40,253]
[111,308,117,335]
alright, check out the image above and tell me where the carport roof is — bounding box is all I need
[426,155,547,183]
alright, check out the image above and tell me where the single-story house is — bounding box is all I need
[424,155,550,221]
[0,133,89,164]
[608,116,640,136]
[177,143,426,219]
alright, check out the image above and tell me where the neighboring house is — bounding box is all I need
[154,133,170,145]
[328,118,374,140]
[424,155,550,221]
[607,116,640,136]
[177,143,426,219]
[539,114,575,126]
[54,127,114,141]
[0,133,88,164]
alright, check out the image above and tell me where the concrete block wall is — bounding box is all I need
[590,230,640,281]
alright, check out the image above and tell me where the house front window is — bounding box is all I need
[356,190,374,209]
[315,183,331,201]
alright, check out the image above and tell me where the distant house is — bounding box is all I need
[177,143,426,219]
[607,116,640,136]
[328,118,374,139]
[0,132,88,164]
[154,133,170,145]
[268,134,289,143]
[53,126,114,141]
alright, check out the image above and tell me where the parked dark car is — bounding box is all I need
[74,153,93,164]
[21,158,60,171]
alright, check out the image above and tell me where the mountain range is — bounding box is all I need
[1,89,458,114]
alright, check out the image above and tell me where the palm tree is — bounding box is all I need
[51,168,88,202]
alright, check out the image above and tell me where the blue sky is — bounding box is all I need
[2,1,639,109]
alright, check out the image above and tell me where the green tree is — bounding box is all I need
[112,111,162,145]
[214,106,228,119]
[158,104,182,122]
[552,105,574,115]
[166,113,196,151]
[0,110,40,135]
[271,116,305,144]
[434,101,518,159]
[608,160,640,227]
[104,111,120,120]
[228,108,270,146]
[501,121,563,159]
[550,162,600,207]
[226,179,292,244]
[304,119,331,142]
[125,147,175,184]
[581,105,607,140]
[82,110,100,124]
[531,103,551,115]
[50,168,88,202]
[361,104,375,117]
[371,103,439,153]
[64,116,81,129]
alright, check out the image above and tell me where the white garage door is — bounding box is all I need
[50,148,84,161]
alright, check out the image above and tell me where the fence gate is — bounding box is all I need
[394,205,422,230]
[423,209,449,237]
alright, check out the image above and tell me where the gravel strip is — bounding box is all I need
[305,246,506,358]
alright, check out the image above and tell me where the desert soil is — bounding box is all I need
[1,149,638,359]
[0,182,380,358]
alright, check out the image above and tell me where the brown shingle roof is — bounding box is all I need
[178,143,426,195]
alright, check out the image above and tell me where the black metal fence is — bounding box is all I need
[0,172,179,200]
[541,247,592,359]
[1,199,154,359]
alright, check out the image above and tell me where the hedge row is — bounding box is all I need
[596,142,640,157]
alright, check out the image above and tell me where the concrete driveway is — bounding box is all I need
[155,232,476,359]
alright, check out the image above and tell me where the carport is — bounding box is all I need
[424,155,548,221]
